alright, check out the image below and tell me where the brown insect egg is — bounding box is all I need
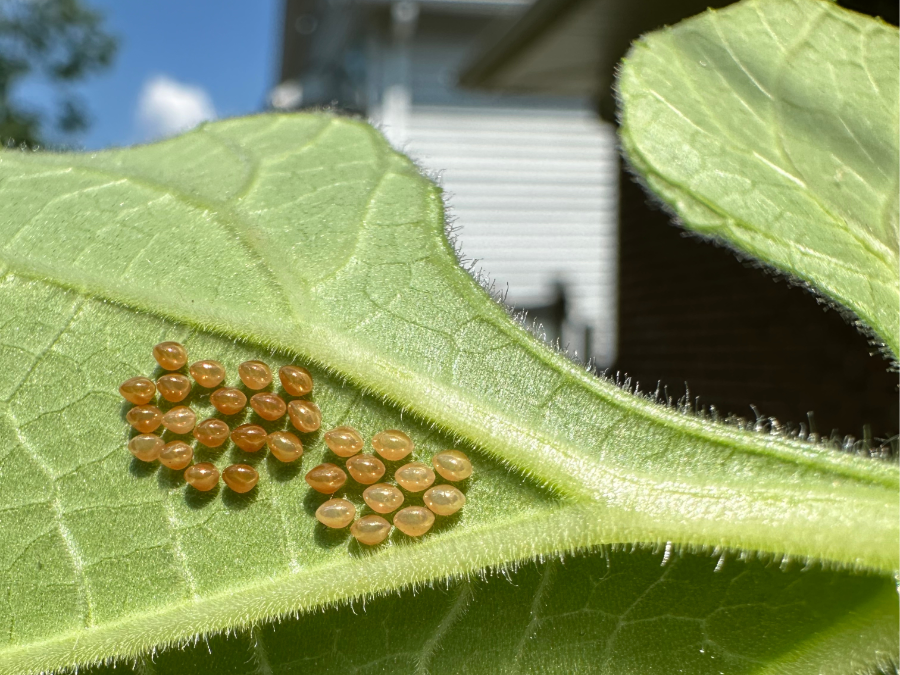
[189,360,226,388]
[324,426,364,457]
[287,400,321,433]
[126,405,162,433]
[193,418,230,447]
[279,365,313,396]
[157,373,191,403]
[161,406,197,434]
[266,431,303,463]
[223,464,259,493]
[153,341,188,371]
[346,454,386,485]
[119,377,156,405]
[184,462,219,491]
[250,392,286,421]
[393,506,435,537]
[210,388,247,415]
[159,441,193,470]
[231,424,268,452]
[362,483,404,514]
[432,450,473,482]
[372,430,413,461]
[315,498,356,529]
[128,434,163,462]
[394,462,435,492]
[350,515,391,545]
[238,360,272,390]
[423,485,466,516]
[305,463,347,494]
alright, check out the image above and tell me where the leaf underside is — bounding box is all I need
[618,0,900,358]
[93,548,900,675]
[0,3,895,669]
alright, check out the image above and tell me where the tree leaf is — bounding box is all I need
[0,109,895,674]
[618,0,900,358]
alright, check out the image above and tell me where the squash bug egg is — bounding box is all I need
[189,360,226,388]
[119,377,155,405]
[393,506,434,537]
[126,405,162,433]
[315,498,356,528]
[267,431,303,463]
[159,441,193,470]
[350,515,391,545]
[128,433,163,462]
[305,463,347,494]
[223,464,259,493]
[193,418,230,447]
[153,342,187,371]
[372,430,413,461]
[238,361,272,390]
[184,462,219,491]
[210,388,247,415]
[161,406,196,434]
[279,365,313,396]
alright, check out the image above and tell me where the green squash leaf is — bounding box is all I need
[618,0,900,358]
[0,107,895,674]
[90,548,900,675]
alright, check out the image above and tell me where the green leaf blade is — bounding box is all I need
[86,548,900,675]
[0,109,895,674]
[618,0,900,357]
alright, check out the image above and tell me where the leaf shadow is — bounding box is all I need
[428,508,462,535]
[302,488,331,517]
[192,445,227,464]
[157,466,185,490]
[118,399,134,423]
[221,485,258,510]
[347,534,390,557]
[184,483,220,509]
[265,452,302,482]
[128,456,158,479]
[228,446,265,468]
[314,523,351,548]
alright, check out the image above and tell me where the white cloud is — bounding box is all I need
[136,75,216,140]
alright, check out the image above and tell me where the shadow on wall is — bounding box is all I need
[523,281,597,368]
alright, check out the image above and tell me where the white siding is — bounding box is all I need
[378,105,618,365]
[367,17,619,366]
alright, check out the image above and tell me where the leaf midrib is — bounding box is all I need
[0,118,896,598]
[1,261,896,574]
[5,126,897,492]
[1,135,898,552]
[0,494,887,675]
[0,99,895,672]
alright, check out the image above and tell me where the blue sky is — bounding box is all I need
[60,0,280,149]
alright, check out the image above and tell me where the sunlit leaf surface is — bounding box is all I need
[0,33,896,671]
[619,0,900,358]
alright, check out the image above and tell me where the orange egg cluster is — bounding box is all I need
[120,341,475,547]
[119,341,318,495]
[310,427,473,545]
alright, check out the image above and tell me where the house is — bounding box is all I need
[273,0,619,367]
[274,0,898,444]
[459,0,898,443]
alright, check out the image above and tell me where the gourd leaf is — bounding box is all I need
[0,2,896,666]
[93,548,900,675]
[618,0,900,359]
